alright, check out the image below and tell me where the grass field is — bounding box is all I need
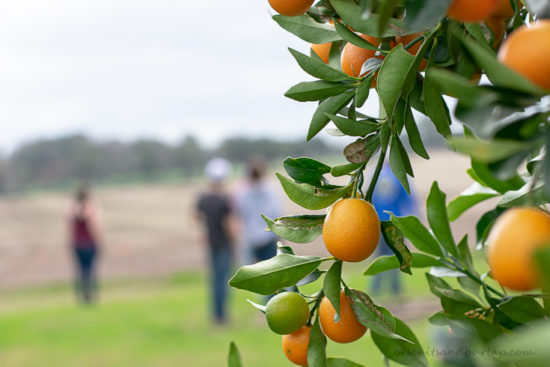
[0,266,446,367]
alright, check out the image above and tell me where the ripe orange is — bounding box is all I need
[340,34,381,79]
[485,16,506,48]
[447,0,500,22]
[497,20,550,90]
[322,198,380,262]
[266,292,310,335]
[282,325,311,366]
[487,207,550,291]
[268,0,314,17]
[492,0,515,18]
[311,42,331,64]
[319,290,367,343]
[395,33,427,70]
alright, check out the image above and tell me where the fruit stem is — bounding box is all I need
[365,149,387,202]
[307,290,324,325]
[449,260,505,298]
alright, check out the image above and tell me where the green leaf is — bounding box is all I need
[289,48,352,82]
[262,214,325,244]
[228,342,243,367]
[364,252,443,275]
[326,114,379,137]
[308,316,328,367]
[497,296,546,323]
[331,163,362,177]
[404,0,452,31]
[323,260,342,321]
[390,214,443,257]
[346,289,409,342]
[475,207,504,249]
[457,27,545,97]
[283,157,331,186]
[456,235,476,275]
[327,358,364,367]
[447,183,499,221]
[498,180,550,207]
[308,91,356,141]
[273,15,342,44]
[285,81,354,102]
[449,137,532,163]
[328,0,407,37]
[491,320,550,367]
[333,20,379,51]
[371,318,428,367]
[381,220,412,275]
[404,105,429,159]
[377,46,416,118]
[423,49,452,137]
[355,76,372,108]
[389,133,412,193]
[427,182,457,257]
[378,0,400,36]
[425,273,452,297]
[471,159,525,194]
[297,268,323,286]
[276,173,352,210]
[343,135,381,164]
[229,254,322,295]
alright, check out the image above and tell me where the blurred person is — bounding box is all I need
[370,163,416,296]
[234,156,282,265]
[68,185,102,304]
[195,157,234,325]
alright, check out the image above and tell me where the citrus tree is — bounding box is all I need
[227,0,550,366]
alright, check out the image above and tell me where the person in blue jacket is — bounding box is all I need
[370,162,416,296]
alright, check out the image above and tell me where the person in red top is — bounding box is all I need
[68,186,102,304]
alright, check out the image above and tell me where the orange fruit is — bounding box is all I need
[340,34,381,80]
[485,16,506,48]
[497,20,550,90]
[447,0,500,22]
[311,42,332,64]
[493,0,515,18]
[395,32,427,70]
[266,292,310,335]
[268,0,314,17]
[282,325,311,366]
[319,290,367,343]
[322,198,380,262]
[487,207,550,291]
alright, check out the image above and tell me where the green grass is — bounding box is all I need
[0,265,445,367]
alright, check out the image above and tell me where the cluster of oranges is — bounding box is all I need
[265,197,380,366]
[268,0,550,91]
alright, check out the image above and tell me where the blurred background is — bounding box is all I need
[0,1,492,366]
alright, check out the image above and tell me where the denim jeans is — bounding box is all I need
[74,246,98,304]
[210,245,232,322]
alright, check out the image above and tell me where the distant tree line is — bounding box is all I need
[0,134,338,193]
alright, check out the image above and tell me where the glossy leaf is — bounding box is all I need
[283,157,331,186]
[289,48,351,82]
[389,133,412,193]
[497,296,546,323]
[333,20,379,51]
[404,0,452,31]
[331,163,362,177]
[327,358,364,367]
[262,214,325,244]
[229,254,322,295]
[449,137,532,163]
[390,214,443,257]
[380,220,412,275]
[285,81,353,102]
[427,182,457,257]
[273,15,342,44]
[308,316,328,367]
[447,183,499,221]
[323,260,342,320]
[228,342,243,367]
[364,252,443,275]
[277,173,352,210]
[308,91,356,141]
[371,318,428,367]
[404,105,429,159]
[326,114,379,137]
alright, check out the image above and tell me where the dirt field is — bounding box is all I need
[0,150,492,289]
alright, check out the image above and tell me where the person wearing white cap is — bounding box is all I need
[195,157,233,324]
